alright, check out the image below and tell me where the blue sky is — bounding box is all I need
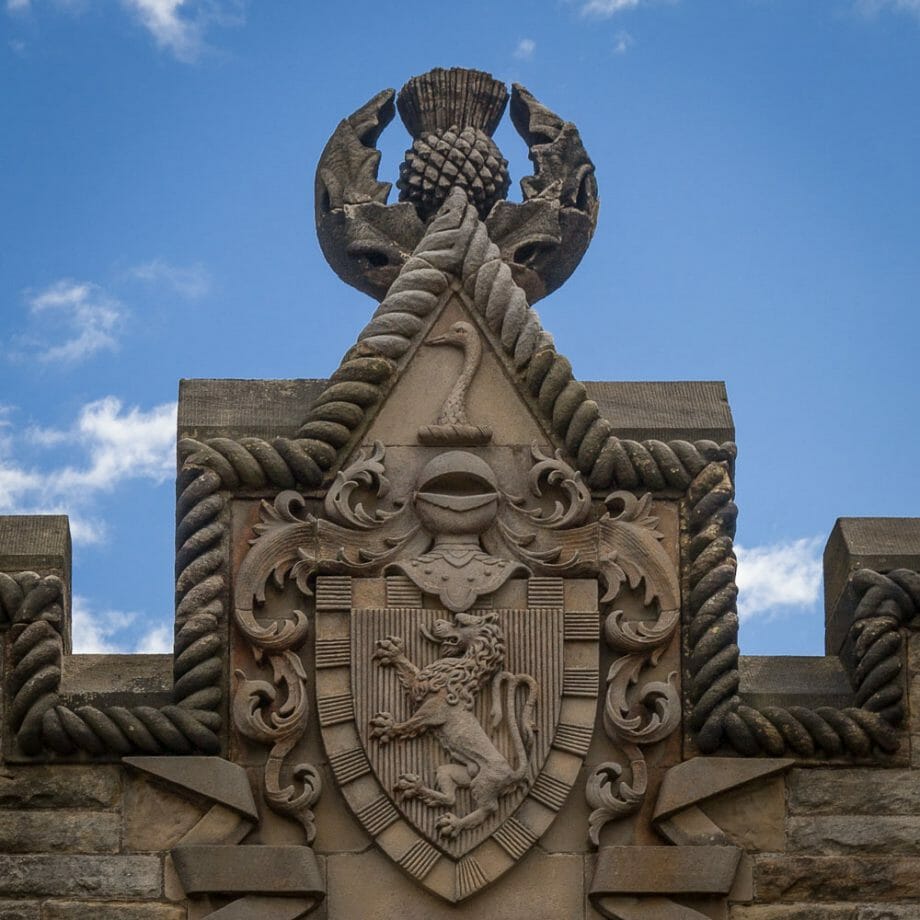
[1,0,918,656]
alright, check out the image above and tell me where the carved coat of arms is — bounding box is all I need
[234,424,679,901]
[229,64,681,908]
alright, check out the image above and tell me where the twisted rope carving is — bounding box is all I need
[4,461,228,758]
[2,572,66,756]
[685,460,920,758]
[177,352,396,491]
[177,190,735,496]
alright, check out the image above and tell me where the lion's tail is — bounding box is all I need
[491,670,538,782]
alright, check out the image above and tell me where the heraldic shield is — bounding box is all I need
[314,573,599,902]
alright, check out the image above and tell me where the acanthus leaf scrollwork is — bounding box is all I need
[233,442,424,842]
[234,440,681,848]
[492,453,681,844]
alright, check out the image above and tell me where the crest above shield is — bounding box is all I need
[315,66,599,305]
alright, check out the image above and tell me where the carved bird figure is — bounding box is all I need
[418,321,492,445]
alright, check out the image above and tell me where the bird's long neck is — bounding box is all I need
[437,334,482,425]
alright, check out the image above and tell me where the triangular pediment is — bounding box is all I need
[362,291,550,449]
[297,188,609,489]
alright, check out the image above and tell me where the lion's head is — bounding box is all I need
[413,612,505,709]
[422,611,501,657]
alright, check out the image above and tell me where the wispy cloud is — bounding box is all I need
[735,536,823,622]
[19,280,123,365]
[2,398,177,651]
[12,261,211,365]
[27,396,177,493]
[582,0,640,18]
[121,0,203,62]
[5,0,244,62]
[120,0,245,62]
[0,397,177,545]
[127,259,211,300]
[72,595,172,654]
[72,597,136,653]
[513,38,536,61]
[613,29,635,53]
[134,622,172,653]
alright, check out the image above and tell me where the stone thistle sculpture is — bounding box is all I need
[315,66,599,305]
[1,65,919,920]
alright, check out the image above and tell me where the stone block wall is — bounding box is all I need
[6,760,920,917]
[0,766,183,919]
[1,380,918,918]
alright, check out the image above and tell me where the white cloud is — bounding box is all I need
[0,464,44,506]
[4,398,176,651]
[72,596,136,653]
[22,279,123,364]
[5,0,244,61]
[120,0,244,62]
[582,0,640,17]
[121,0,202,62]
[0,397,177,544]
[735,536,823,622]
[127,259,211,300]
[71,596,171,653]
[513,38,536,61]
[614,29,635,53]
[135,623,172,653]
[45,396,177,493]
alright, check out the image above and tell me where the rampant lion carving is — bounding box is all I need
[369,611,538,838]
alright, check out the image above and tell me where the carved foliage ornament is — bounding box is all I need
[233,441,680,900]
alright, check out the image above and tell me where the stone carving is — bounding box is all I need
[417,321,493,445]
[317,573,594,901]
[182,185,737,506]
[230,445,426,840]
[315,67,599,304]
[684,461,920,757]
[1,453,225,762]
[232,492,323,843]
[587,757,793,919]
[4,61,920,920]
[392,451,524,610]
[397,69,510,222]
[370,611,538,840]
[230,431,691,899]
[126,756,325,918]
[505,481,681,844]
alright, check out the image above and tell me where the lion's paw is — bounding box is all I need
[369,711,396,743]
[436,812,463,839]
[373,635,405,666]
